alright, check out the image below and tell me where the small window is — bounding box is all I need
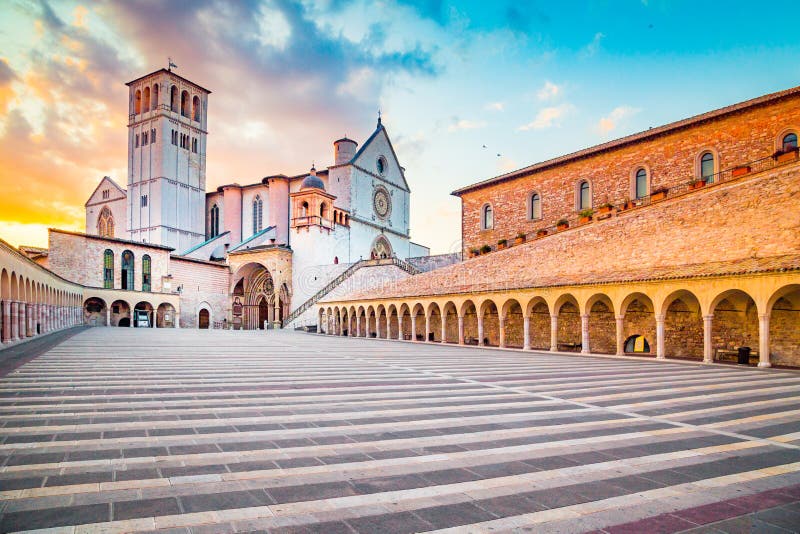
[578,180,591,210]
[103,249,114,289]
[121,250,134,290]
[700,152,715,182]
[253,195,263,234]
[529,193,541,220]
[377,156,386,175]
[142,132,148,145]
[134,89,141,114]
[135,134,139,148]
[481,204,493,230]
[635,169,648,199]
[141,195,148,207]
[151,129,156,144]
[783,132,798,151]
[210,204,219,238]
[142,254,151,292]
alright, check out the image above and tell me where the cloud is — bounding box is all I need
[582,32,605,57]
[597,105,641,134]
[484,101,504,112]
[517,104,574,131]
[448,117,487,132]
[536,80,561,101]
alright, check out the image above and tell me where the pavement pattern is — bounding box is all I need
[1,328,800,534]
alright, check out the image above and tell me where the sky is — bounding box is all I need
[0,0,798,254]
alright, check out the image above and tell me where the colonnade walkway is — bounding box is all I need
[1,328,800,533]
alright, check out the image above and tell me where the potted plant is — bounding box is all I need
[514,232,526,245]
[650,188,668,202]
[689,177,706,190]
[732,165,751,177]
[579,208,594,224]
[497,239,507,250]
[468,247,480,258]
[556,219,569,231]
[536,228,548,238]
[774,148,798,164]
[620,198,632,211]
[480,244,492,255]
[597,202,614,215]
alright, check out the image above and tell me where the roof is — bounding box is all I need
[49,228,174,251]
[125,68,211,93]
[348,122,411,192]
[85,176,127,207]
[452,83,800,196]
[228,226,276,252]
[178,231,230,256]
[170,255,230,268]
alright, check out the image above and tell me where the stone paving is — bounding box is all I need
[1,329,800,533]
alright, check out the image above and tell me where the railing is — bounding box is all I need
[283,256,421,326]
[469,149,799,257]
[292,215,332,229]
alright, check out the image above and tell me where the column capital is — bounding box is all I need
[758,313,771,320]
[580,313,589,320]
[703,314,714,321]
[655,313,666,322]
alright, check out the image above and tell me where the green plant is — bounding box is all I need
[480,244,492,254]
[469,247,480,255]
[516,232,526,239]
[498,239,507,246]
[599,202,613,210]
[556,218,569,227]
[579,208,594,218]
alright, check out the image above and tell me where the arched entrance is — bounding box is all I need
[370,235,393,259]
[157,303,176,328]
[110,300,131,327]
[257,297,269,329]
[133,301,154,328]
[198,309,210,329]
[231,263,283,329]
[83,297,107,326]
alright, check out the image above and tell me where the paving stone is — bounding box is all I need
[113,497,182,520]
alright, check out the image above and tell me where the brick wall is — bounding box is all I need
[459,94,800,254]
[170,257,230,328]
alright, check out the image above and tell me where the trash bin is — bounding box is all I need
[737,346,751,365]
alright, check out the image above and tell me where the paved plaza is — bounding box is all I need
[1,330,800,533]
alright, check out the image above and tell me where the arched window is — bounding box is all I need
[142,255,152,292]
[252,195,263,235]
[783,132,798,151]
[181,90,189,117]
[134,90,141,114]
[320,202,328,219]
[529,193,541,220]
[103,249,114,289]
[152,84,159,108]
[97,206,114,238]
[170,85,178,112]
[193,95,200,121]
[578,180,591,210]
[635,168,648,199]
[210,204,219,238]
[143,87,150,112]
[300,201,308,217]
[481,204,493,230]
[121,250,134,290]
[700,152,715,182]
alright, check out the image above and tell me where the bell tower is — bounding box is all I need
[125,67,210,252]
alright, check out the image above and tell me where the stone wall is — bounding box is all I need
[459,93,800,254]
[170,257,230,328]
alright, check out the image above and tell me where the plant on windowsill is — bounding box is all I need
[497,239,508,250]
[536,228,548,238]
[731,165,751,177]
[468,247,480,258]
[773,148,798,164]
[597,202,614,215]
[480,244,492,255]
[578,208,594,224]
[514,232,526,245]
[556,219,569,231]
[650,188,668,202]
[688,177,707,190]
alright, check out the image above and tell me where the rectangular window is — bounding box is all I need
[141,194,148,207]
[171,130,177,145]
[135,134,139,147]
[142,132,148,145]
[151,129,156,144]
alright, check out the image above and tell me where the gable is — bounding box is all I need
[351,126,410,192]
[85,176,127,207]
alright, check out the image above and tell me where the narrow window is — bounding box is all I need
[635,168,648,199]
[701,152,715,183]
[103,249,114,289]
[181,90,189,117]
[253,195,263,234]
[151,128,156,144]
[142,254,151,292]
[135,134,139,148]
[170,85,178,112]
[320,202,328,219]
[193,95,200,121]
[482,204,493,230]
[783,132,798,151]
[142,132,148,145]
[134,89,141,114]
[121,250,134,290]
[152,84,159,108]
[529,193,541,220]
[141,195,148,207]
[578,180,591,210]
[143,86,150,112]
[210,204,219,237]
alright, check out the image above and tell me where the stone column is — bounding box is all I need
[27,304,34,337]
[410,315,416,341]
[356,315,361,337]
[655,314,666,359]
[615,315,625,356]
[1,300,9,342]
[550,314,558,352]
[10,301,19,341]
[397,315,403,340]
[523,316,530,350]
[498,315,506,348]
[441,315,447,344]
[758,314,771,368]
[703,315,713,363]
[425,315,431,342]
[477,314,484,346]
[580,314,590,354]
[19,302,27,338]
[458,316,465,345]
[175,309,180,328]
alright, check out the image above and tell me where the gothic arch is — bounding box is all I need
[371,235,393,259]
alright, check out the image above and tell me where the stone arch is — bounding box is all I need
[501,298,524,348]
[375,304,387,338]
[387,304,399,339]
[340,306,350,336]
[231,262,281,330]
[526,296,550,350]
[110,299,131,327]
[460,299,478,345]
[192,95,201,121]
[197,301,212,329]
[767,284,800,367]
[157,303,176,328]
[427,301,442,342]
[134,301,155,328]
[371,235,393,260]
[662,289,703,360]
[442,301,458,344]
[398,303,411,340]
[366,305,377,337]
[621,292,656,355]
[83,297,108,326]
[554,293,581,352]
[586,293,615,355]
[479,298,500,346]
[411,303,425,341]
[143,86,150,111]
[710,289,759,363]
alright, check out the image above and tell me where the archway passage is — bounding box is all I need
[770,286,800,366]
[371,235,393,259]
[110,300,130,327]
[587,298,615,354]
[461,301,478,345]
[625,335,650,353]
[157,303,176,328]
[134,302,154,328]
[711,290,758,364]
[503,300,524,348]
[528,300,550,350]
[84,298,108,326]
[556,299,581,352]
[198,309,210,329]
[481,300,499,346]
[622,294,655,356]
[664,292,703,360]
[232,263,283,329]
[258,297,269,330]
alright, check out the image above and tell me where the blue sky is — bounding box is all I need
[0,0,797,253]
